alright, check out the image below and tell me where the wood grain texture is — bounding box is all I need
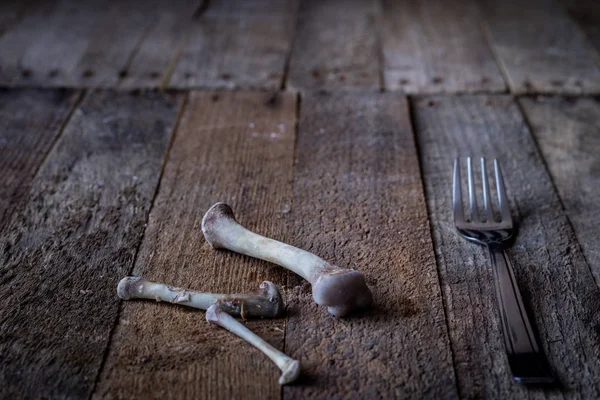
[0,0,111,86]
[95,91,297,400]
[520,96,600,286]
[381,0,505,93]
[0,0,32,36]
[284,91,458,399]
[480,0,600,94]
[0,0,67,86]
[413,94,600,398]
[118,0,200,89]
[0,0,182,88]
[168,0,297,90]
[561,0,600,57]
[62,0,155,88]
[287,0,380,91]
[0,88,80,232]
[0,90,184,399]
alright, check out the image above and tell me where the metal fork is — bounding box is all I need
[453,157,553,384]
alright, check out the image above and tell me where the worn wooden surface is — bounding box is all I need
[520,96,600,286]
[0,0,599,93]
[2,1,600,399]
[381,0,506,93]
[284,91,457,399]
[287,0,380,90]
[95,91,297,400]
[480,0,600,94]
[0,90,184,399]
[0,88,80,232]
[0,0,197,88]
[413,95,600,399]
[0,0,31,36]
[61,1,157,88]
[168,0,297,90]
[118,0,200,89]
[562,0,600,56]
[0,0,151,87]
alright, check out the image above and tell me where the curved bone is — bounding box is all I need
[202,203,373,317]
[206,303,300,385]
[117,277,284,318]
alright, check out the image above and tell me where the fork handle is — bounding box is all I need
[488,243,553,383]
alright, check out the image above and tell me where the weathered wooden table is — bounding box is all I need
[1,0,600,399]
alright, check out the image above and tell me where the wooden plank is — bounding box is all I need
[480,0,600,94]
[561,0,600,57]
[0,0,72,86]
[0,90,184,398]
[284,91,458,399]
[520,96,600,285]
[168,0,297,90]
[0,88,80,232]
[0,0,116,87]
[287,0,380,91]
[95,91,297,400]
[381,0,505,93]
[0,0,32,36]
[118,0,200,89]
[0,0,163,88]
[63,1,156,88]
[201,0,293,17]
[412,94,600,398]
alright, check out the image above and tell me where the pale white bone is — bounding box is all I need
[206,303,300,385]
[201,203,373,317]
[117,277,284,318]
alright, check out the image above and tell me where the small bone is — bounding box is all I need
[117,277,284,318]
[206,303,300,385]
[202,203,373,317]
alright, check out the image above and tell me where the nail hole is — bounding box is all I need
[118,69,128,79]
[82,70,94,78]
[311,69,320,79]
[398,78,409,85]
[48,69,59,78]
[21,69,32,78]
[481,76,490,84]
[523,81,533,90]
[221,73,231,80]
[432,76,443,84]
[149,72,161,79]
[265,92,280,108]
[339,75,346,82]
[211,94,220,102]
[184,72,194,79]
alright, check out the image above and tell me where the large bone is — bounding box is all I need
[201,203,373,317]
[206,303,300,385]
[117,277,284,318]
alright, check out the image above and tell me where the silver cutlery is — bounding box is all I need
[452,157,553,384]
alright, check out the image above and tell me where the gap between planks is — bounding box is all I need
[90,91,190,398]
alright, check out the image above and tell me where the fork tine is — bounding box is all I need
[481,158,494,222]
[494,159,512,223]
[453,158,465,223]
[467,157,478,222]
